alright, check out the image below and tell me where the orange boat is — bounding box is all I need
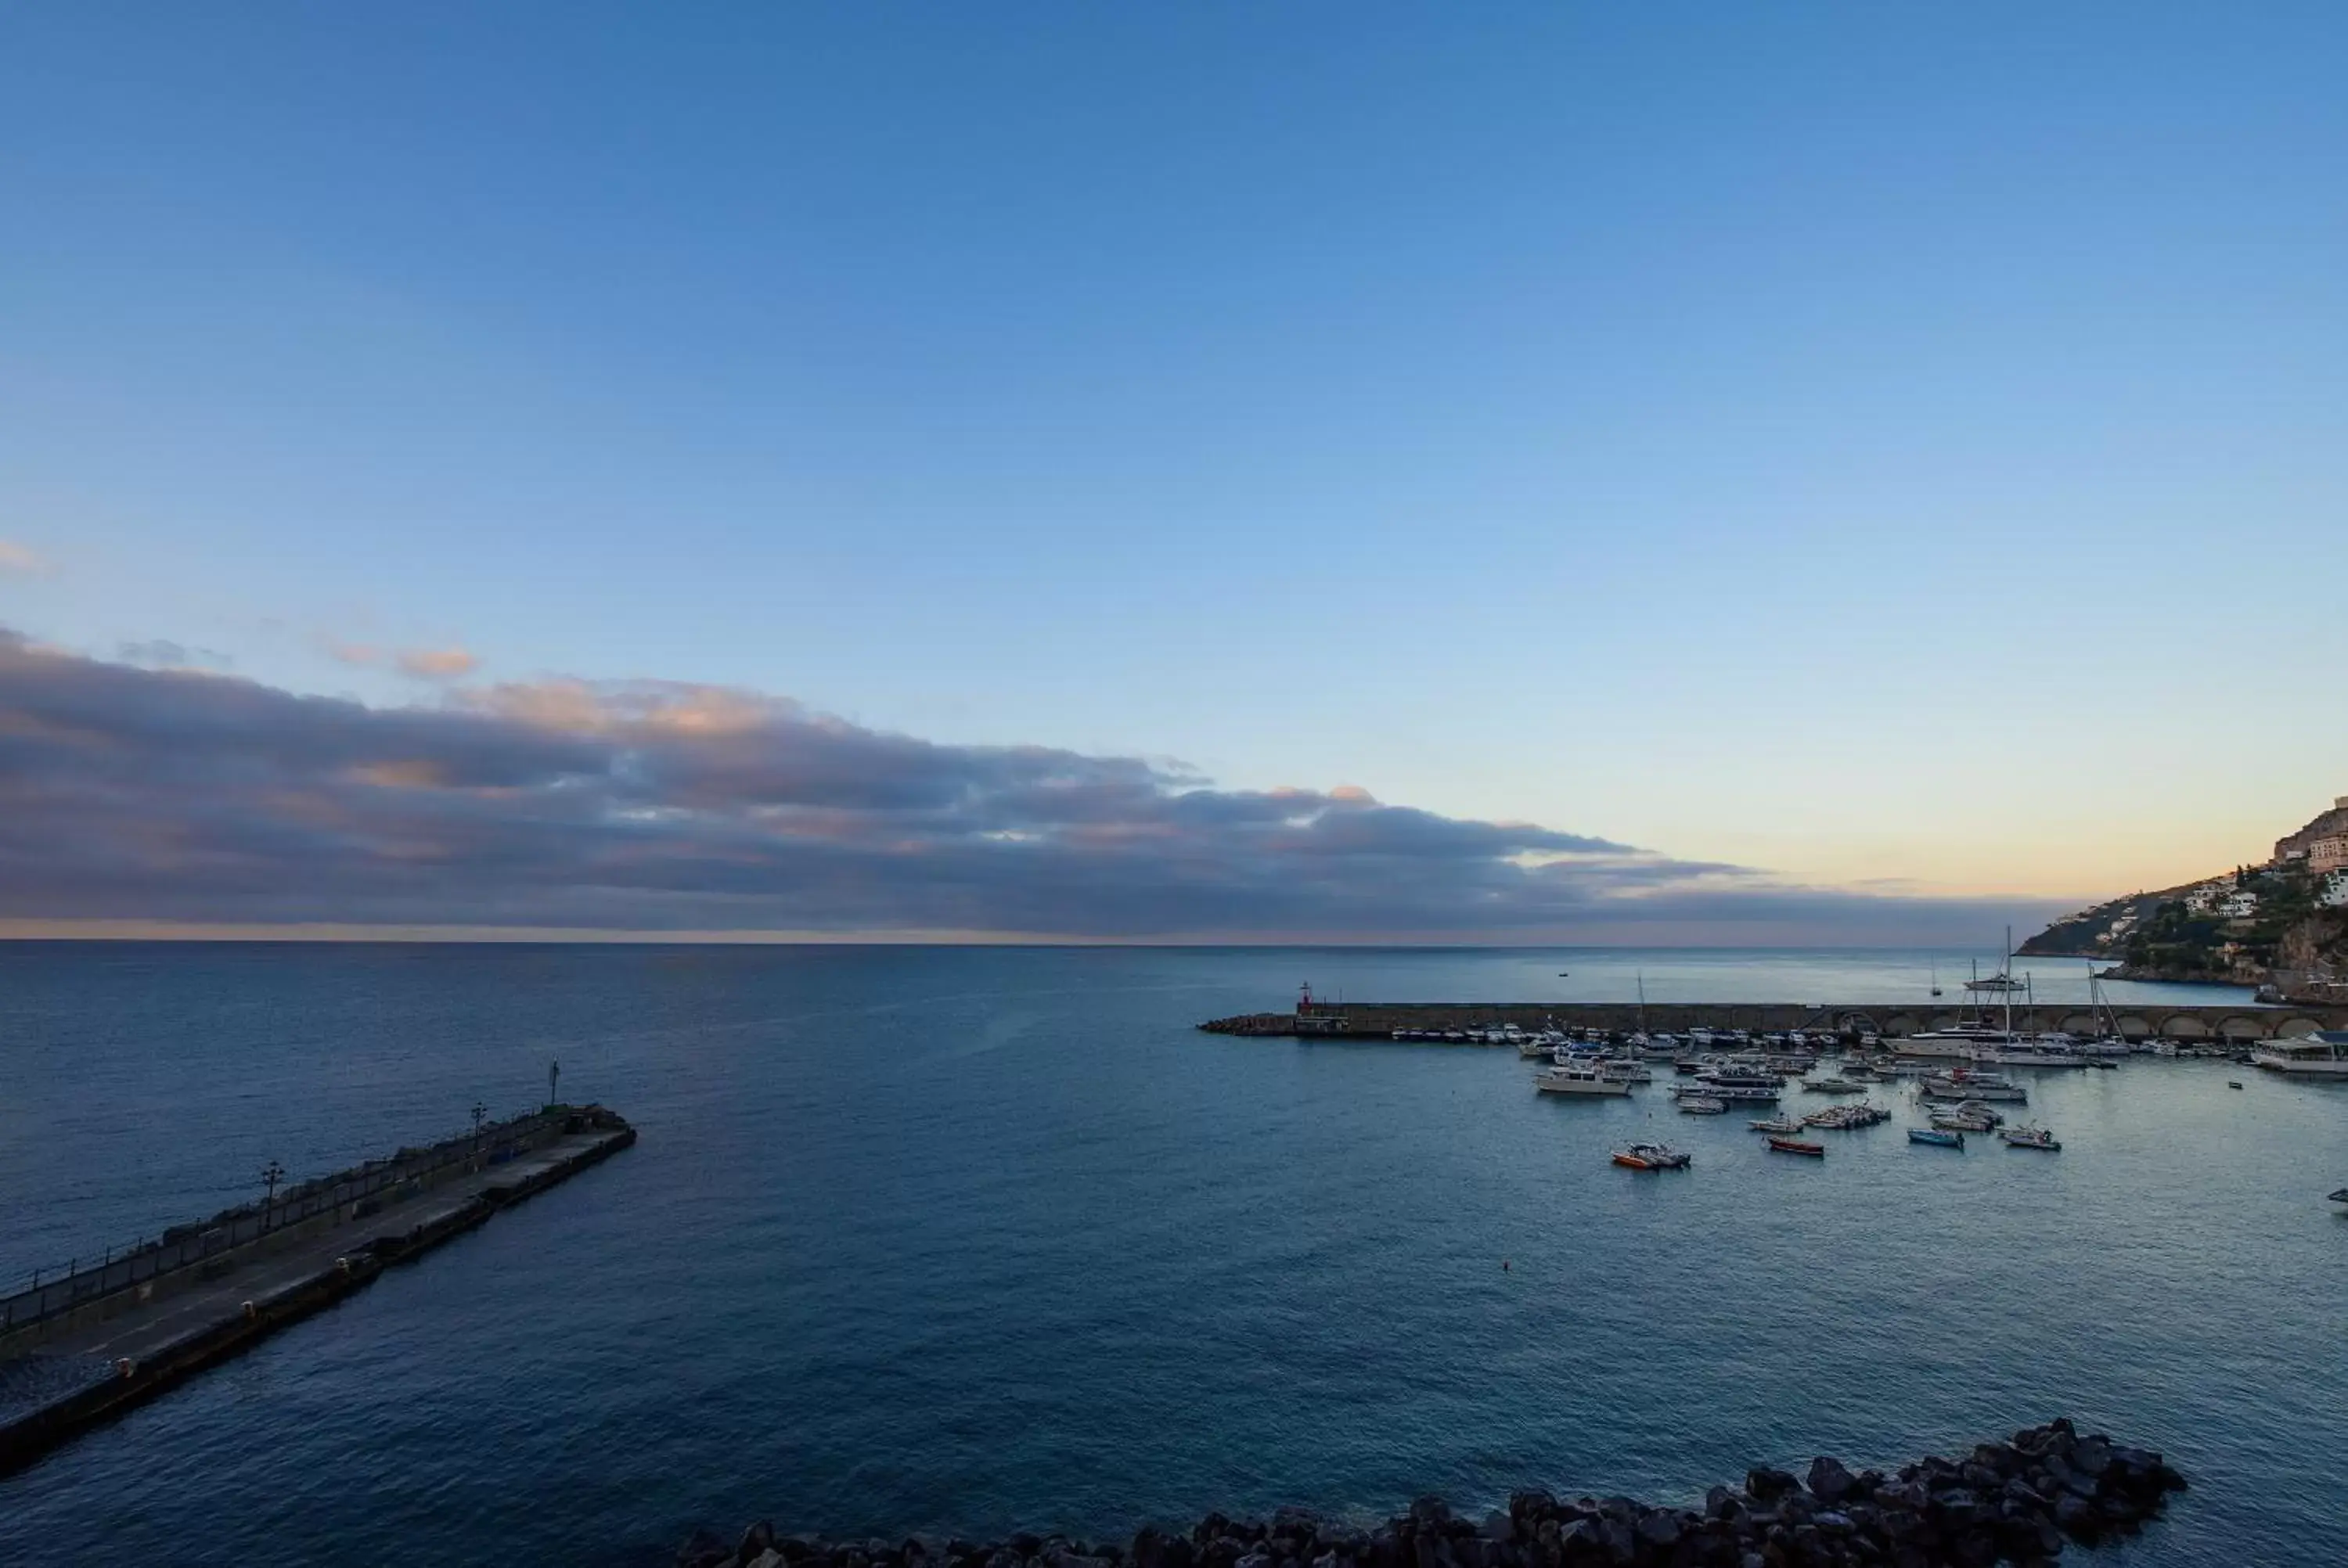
[1612,1142,1692,1171]
[1766,1137,1825,1157]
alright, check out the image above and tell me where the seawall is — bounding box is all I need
[0,1110,634,1477]
[1198,1001,2348,1043]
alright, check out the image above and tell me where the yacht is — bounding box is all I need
[1535,1059,1633,1096]
[1598,1058,1654,1084]
[1969,1037,2088,1069]
[2251,1032,2348,1077]
[1919,1069,2028,1102]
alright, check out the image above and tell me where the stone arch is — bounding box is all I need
[2273,1016,2325,1039]
[2217,1015,2270,1041]
[2114,1015,2152,1039]
[1881,1012,1920,1038]
[2057,1013,2099,1037]
[2161,1015,2211,1039]
[1835,1012,1881,1035]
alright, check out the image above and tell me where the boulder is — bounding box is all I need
[1745,1468,1800,1504]
[1807,1457,1856,1505]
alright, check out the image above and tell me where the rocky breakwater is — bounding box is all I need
[679,1419,2185,1568]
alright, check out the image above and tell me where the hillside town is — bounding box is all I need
[2018,795,2348,999]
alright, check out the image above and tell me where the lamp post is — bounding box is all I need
[548,1058,560,1109]
[261,1160,285,1232]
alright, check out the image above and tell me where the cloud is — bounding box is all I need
[117,639,233,671]
[396,646,480,681]
[325,639,482,681]
[0,540,49,577]
[0,625,2062,940]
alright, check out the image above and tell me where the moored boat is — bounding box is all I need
[1999,1124,2062,1151]
[2250,1032,2348,1077]
[1612,1142,1692,1171]
[1677,1095,1728,1115]
[1536,1060,1633,1096]
[1766,1137,1825,1157]
[1748,1112,1806,1134]
[1908,1127,1965,1148]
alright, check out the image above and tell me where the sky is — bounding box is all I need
[2,4,2343,941]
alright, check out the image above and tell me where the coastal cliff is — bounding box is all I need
[2018,797,2348,995]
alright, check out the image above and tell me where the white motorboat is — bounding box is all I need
[1677,1095,1728,1115]
[1598,1058,1654,1084]
[1536,1060,1633,1096]
[2251,1033,2348,1077]
[1920,1070,2027,1103]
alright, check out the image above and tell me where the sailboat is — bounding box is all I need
[1965,929,2028,993]
[1930,961,1942,998]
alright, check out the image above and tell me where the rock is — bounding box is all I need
[1745,1468,1800,1504]
[1807,1457,1856,1505]
[675,1530,729,1568]
[745,1555,784,1568]
[1477,1512,1513,1544]
[1409,1498,1453,1528]
[1507,1492,1557,1527]
[1633,1509,1680,1550]
[2053,1492,2102,1543]
[1703,1486,1740,1523]
[740,1523,779,1563]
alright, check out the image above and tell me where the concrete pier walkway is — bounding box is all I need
[0,1113,633,1476]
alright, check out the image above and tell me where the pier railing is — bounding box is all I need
[0,1106,587,1337]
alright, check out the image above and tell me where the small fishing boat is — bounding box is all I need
[1803,1077,1868,1095]
[2000,1124,2061,1151]
[1909,1127,1965,1148]
[1612,1142,1691,1171]
[1677,1095,1728,1115]
[1748,1113,1805,1134]
[2330,1188,2348,1207]
[2228,1081,2244,1091]
[1766,1137,1825,1157]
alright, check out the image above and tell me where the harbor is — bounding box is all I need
[0,1103,634,1477]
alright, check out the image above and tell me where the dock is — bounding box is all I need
[0,1104,634,1477]
[1200,999,2348,1043]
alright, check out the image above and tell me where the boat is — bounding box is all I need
[1612,1142,1691,1171]
[1598,1058,1655,1084]
[2000,1124,2062,1151]
[1677,1095,1727,1115]
[1909,1127,1965,1148]
[1535,1059,1633,1096]
[1929,1108,1997,1134]
[1920,1070,2027,1102]
[2250,1032,2348,1077]
[1766,1137,1825,1157]
[1748,1112,1806,1134]
[1802,1077,1868,1095]
[1803,1103,1889,1130]
[2329,1188,2348,1207]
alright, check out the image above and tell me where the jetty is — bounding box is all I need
[0,1103,633,1476]
[1201,998,2348,1045]
[679,1418,2185,1568]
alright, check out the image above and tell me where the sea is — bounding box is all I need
[1,943,2342,1566]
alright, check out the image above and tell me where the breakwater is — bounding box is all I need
[1200,1000,2348,1043]
[679,1419,2184,1568]
[0,1105,633,1477]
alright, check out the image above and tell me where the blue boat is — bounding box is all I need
[1908,1127,1964,1149]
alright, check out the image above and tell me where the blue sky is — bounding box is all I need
[3,3,2344,933]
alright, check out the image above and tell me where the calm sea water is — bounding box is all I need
[0,944,2340,1566]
